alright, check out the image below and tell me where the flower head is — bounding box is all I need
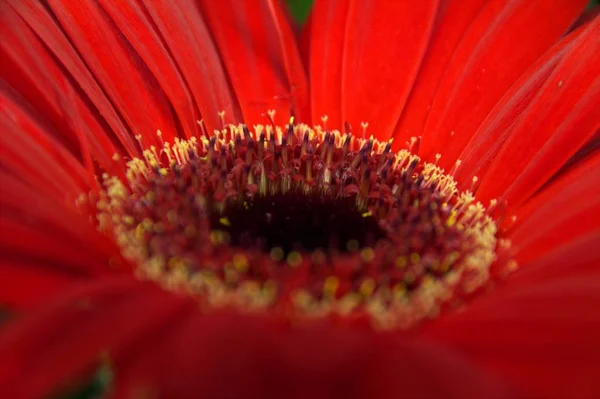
[0,1,599,398]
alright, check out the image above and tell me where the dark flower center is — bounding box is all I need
[93,118,500,329]
[208,192,386,255]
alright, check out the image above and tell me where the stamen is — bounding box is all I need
[93,121,511,330]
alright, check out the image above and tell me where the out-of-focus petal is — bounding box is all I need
[0,260,80,311]
[0,278,511,399]
[422,150,600,399]
[1,88,128,311]
[341,0,439,139]
[476,19,600,207]
[421,0,588,166]
[0,278,194,399]
[113,315,511,399]
[422,237,600,399]
[198,0,309,126]
[421,272,600,399]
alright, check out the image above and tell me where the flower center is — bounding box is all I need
[93,118,503,329]
[209,192,387,255]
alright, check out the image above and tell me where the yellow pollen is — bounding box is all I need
[360,247,375,263]
[93,119,509,331]
[359,278,376,297]
[232,254,249,273]
[346,239,360,252]
[323,276,340,297]
[395,256,408,269]
[286,251,302,267]
[409,253,420,264]
[219,217,231,226]
[270,247,285,262]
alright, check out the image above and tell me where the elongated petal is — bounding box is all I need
[455,27,581,189]
[0,278,194,398]
[0,4,127,167]
[45,0,180,149]
[266,0,311,122]
[341,0,439,139]
[422,150,600,398]
[421,0,588,166]
[0,278,511,399]
[0,261,80,311]
[555,131,599,179]
[1,88,128,311]
[392,0,490,145]
[476,19,600,206]
[5,0,139,159]
[198,0,309,125]
[306,0,351,128]
[113,315,511,399]
[421,273,600,399]
[0,82,99,194]
[0,173,126,280]
[105,0,242,135]
[95,0,200,139]
[507,152,600,270]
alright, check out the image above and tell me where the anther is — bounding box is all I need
[96,117,505,331]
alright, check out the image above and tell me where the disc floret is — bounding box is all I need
[94,117,501,329]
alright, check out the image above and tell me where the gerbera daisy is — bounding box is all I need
[1,0,599,398]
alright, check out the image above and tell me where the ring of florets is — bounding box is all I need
[90,116,505,329]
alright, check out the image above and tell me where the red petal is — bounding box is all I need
[95,0,201,139]
[113,317,511,399]
[392,0,490,145]
[298,8,312,74]
[0,4,128,167]
[198,0,309,126]
[306,0,351,128]
[0,278,194,399]
[45,0,180,148]
[421,0,588,166]
[266,0,311,123]
[455,27,581,189]
[554,131,600,180]
[0,219,108,277]
[0,280,512,399]
[507,231,599,290]
[423,155,600,398]
[0,261,77,311]
[507,152,600,269]
[103,0,243,135]
[1,96,128,296]
[476,19,600,207]
[1,85,95,195]
[422,273,600,399]
[5,0,140,159]
[341,0,439,139]
[0,173,125,275]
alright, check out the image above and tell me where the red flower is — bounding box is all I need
[1,1,599,398]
